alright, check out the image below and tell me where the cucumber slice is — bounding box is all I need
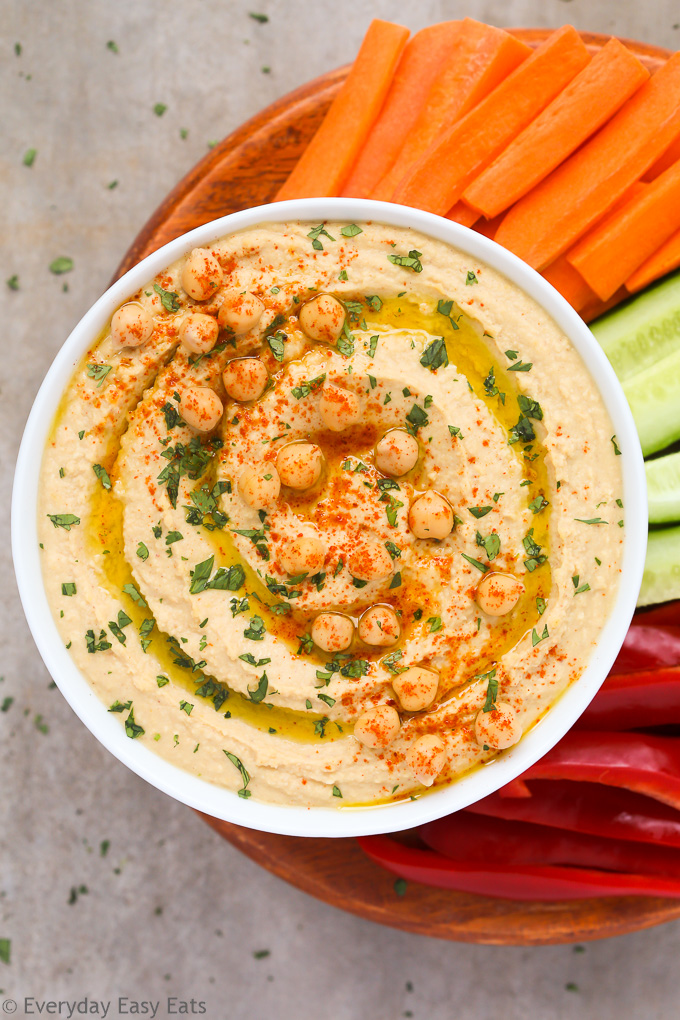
[622,347,680,456]
[590,271,680,383]
[639,524,680,606]
[647,451,680,524]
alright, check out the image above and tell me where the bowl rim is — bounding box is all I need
[12,197,647,838]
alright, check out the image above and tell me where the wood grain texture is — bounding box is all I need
[115,29,680,945]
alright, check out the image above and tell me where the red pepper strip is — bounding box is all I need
[420,812,680,876]
[467,780,680,848]
[612,623,680,674]
[498,777,532,798]
[577,666,680,730]
[635,601,680,630]
[521,731,680,810]
[357,835,680,901]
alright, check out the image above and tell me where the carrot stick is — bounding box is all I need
[472,212,505,239]
[371,20,531,202]
[341,22,463,198]
[465,38,649,219]
[643,134,680,181]
[392,26,590,215]
[445,201,480,228]
[275,19,409,200]
[493,52,680,271]
[568,161,680,301]
[626,229,680,292]
[580,289,629,323]
[541,255,597,311]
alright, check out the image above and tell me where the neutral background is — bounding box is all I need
[2,1,680,1017]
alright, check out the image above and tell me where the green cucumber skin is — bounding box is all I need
[639,525,680,606]
[646,451,680,524]
[622,347,680,456]
[591,271,680,383]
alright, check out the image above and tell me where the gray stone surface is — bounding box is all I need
[3,1,680,1016]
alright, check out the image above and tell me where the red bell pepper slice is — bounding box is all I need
[468,780,680,848]
[577,667,680,730]
[420,812,680,876]
[358,834,680,901]
[635,601,680,631]
[611,622,680,673]
[521,731,680,809]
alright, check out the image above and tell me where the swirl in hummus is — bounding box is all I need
[38,221,624,807]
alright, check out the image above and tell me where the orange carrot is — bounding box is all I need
[342,22,463,198]
[465,39,649,219]
[494,52,680,271]
[541,255,597,311]
[392,26,590,215]
[275,19,409,200]
[371,20,531,201]
[472,212,505,239]
[626,229,680,292]
[446,201,480,228]
[580,289,629,323]
[568,161,680,300]
[643,133,680,181]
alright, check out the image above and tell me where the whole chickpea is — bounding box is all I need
[111,302,154,348]
[392,666,439,712]
[218,289,265,335]
[276,443,323,490]
[375,429,419,477]
[408,490,454,540]
[319,384,362,432]
[354,705,401,750]
[474,702,522,750]
[181,248,223,301]
[238,464,281,510]
[348,538,394,582]
[179,312,219,355]
[476,573,524,616]
[406,734,447,786]
[279,536,325,576]
[358,605,400,647]
[311,613,354,653]
[222,358,269,403]
[179,387,223,433]
[299,294,345,344]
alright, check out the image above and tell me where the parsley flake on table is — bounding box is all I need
[6,274,19,291]
[106,40,119,52]
[23,148,37,167]
[49,256,73,275]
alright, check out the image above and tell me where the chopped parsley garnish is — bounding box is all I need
[247,672,268,701]
[507,360,532,372]
[611,435,622,456]
[266,331,287,361]
[184,479,230,531]
[136,542,149,561]
[468,506,492,519]
[336,333,355,357]
[389,572,402,589]
[47,513,80,531]
[532,624,549,647]
[340,223,363,237]
[387,249,423,273]
[332,785,342,798]
[528,495,549,514]
[93,463,112,490]
[536,597,546,615]
[385,540,401,559]
[157,435,212,508]
[86,363,112,387]
[476,531,500,560]
[338,269,348,281]
[420,337,448,371]
[448,425,463,439]
[224,750,251,798]
[61,582,77,596]
[575,517,608,525]
[122,582,148,607]
[480,668,498,711]
[505,350,519,360]
[523,529,547,571]
[483,366,499,397]
[368,335,379,357]
[572,575,591,595]
[405,403,428,435]
[365,294,382,311]
[86,628,112,653]
[291,373,326,399]
[436,299,460,330]
[189,556,245,594]
[466,270,478,285]
[244,616,266,641]
[340,659,369,678]
[428,616,442,633]
[153,282,180,312]
[461,553,488,573]
[307,224,335,251]
[156,675,170,687]
[161,402,184,431]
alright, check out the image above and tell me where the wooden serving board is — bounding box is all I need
[115,30,680,945]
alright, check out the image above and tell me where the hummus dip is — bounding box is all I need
[39,221,624,807]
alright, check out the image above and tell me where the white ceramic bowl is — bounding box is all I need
[12,198,647,838]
